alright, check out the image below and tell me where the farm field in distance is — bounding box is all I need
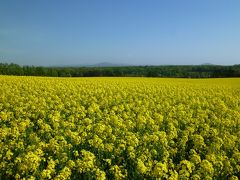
[0,76,240,179]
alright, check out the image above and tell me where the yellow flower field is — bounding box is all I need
[0,76,240,179]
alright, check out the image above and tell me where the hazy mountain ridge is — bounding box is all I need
[51,62,222,68]
[50,62,131,68]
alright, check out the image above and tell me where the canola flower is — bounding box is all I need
[0,76,240,179]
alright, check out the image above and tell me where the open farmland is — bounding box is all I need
[0,76,240,179]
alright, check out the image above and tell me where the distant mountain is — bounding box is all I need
[201,63,216,66]
[90,62,129,67]
[52,62,130,68]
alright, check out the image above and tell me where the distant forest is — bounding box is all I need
[1,63,240,78]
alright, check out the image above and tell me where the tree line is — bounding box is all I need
[0,63,240,78]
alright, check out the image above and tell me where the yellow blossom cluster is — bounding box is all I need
[0,76,240,179]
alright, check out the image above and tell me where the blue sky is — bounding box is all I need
[0,0,240,66]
